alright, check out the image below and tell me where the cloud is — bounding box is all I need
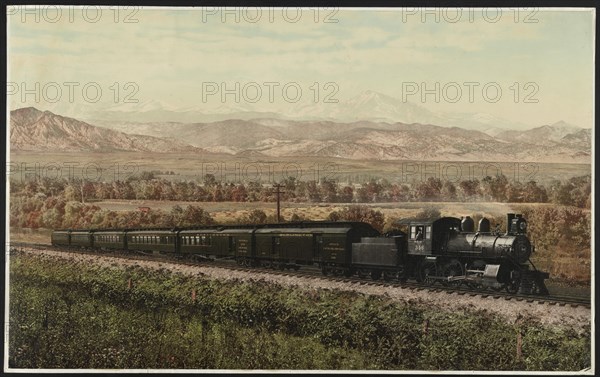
[7,7,594,128]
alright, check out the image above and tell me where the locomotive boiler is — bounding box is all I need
[444,214,532,263]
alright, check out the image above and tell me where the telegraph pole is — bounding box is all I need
[273,183,284,222]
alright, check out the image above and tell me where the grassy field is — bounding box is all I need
[8,252,591,370]
[12,197,587,229]
[10,151,591,186]
[79,198,555,223]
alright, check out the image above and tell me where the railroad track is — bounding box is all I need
[9,242,592,309]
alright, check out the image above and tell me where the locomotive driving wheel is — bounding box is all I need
[441,259,464,287]
[418,260,438,286]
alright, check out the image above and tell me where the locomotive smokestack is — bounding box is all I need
[507,213,516,234]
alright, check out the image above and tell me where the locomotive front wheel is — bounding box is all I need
[505,270,521,294]
[468,282,486,291]
[505,282,520,294]
[531,278,549,295]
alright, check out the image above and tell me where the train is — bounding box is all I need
[51,213,549,295]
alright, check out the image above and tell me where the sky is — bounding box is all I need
[7,7,595,128]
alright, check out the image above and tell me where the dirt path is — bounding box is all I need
[13,247,591,333]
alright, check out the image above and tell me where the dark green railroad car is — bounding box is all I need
[126,230,177,254]
[70,231,93,248]
[318,227,357,274]
[253,223,379,273]
[92,231,126,250]
[178,229,218,257]
[178,228,254,262]
[254,227,318,268]
[51,230,71,246]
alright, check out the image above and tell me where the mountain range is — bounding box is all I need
[10,107,206,153]
[10,107,591,163]
[29,90,544,136]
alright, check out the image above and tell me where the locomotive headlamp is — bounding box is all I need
[519,221,527,231]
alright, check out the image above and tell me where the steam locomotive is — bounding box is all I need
[51,213,549,295]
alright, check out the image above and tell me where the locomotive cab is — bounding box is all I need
[405,217,462,256]
[407,222,431,255]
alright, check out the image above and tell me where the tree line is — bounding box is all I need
[10,173,591,208]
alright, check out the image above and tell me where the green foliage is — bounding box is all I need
[243,209,268,224]
[9,253,591,370]
[414,207,442,220]
[9,174,590,208]
[9,173,591,230]
[414,177,443,201]
[518,205,591,283]
[327,205,385,232]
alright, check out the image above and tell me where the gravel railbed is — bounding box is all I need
[13,247,591,332]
